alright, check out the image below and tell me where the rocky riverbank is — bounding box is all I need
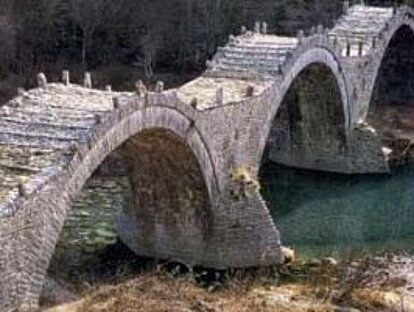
[42,253,414,312]
[368,103,414,167]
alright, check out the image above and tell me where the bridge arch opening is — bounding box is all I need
[370,25,414,107]
[257,61,348,261]
[46,127,213,305]
[367,24,414,165]
[262,62,347,172]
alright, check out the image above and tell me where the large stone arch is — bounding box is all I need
[5,103,221,310]
[259,47,350,172]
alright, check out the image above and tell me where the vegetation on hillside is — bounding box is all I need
[0,0,411,101]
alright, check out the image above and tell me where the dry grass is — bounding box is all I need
[346,288,414,312]
[44,254,414,312]
[45,270,332,312]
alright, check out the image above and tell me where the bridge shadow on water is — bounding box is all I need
[259,161,414,260]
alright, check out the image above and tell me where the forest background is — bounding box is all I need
[0,0,410,102]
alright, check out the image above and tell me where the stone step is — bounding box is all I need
[346,11,392,19]
[221,56,285,67]
[220,57,284,68]
[220,52,286,63]
[0,116,94,130]
[0,107,98,127]
[0,145,63,171]
[0,120,90,139]
[213,63,280,75]
[232,42,297,51]
[219,46,292,58]
[24,85,120,112]
[333,23,389,33]
[342,12,392,19]
[334,19,389,27]
[332,30,384,37]
[2,104,99,118]
[332,5,393,36]
[0,119,89,140]
[350,5,393,14]
[23,100,110,113]
[333,17,390,28]
[0,132,85,149]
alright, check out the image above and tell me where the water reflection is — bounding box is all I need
[260,162,414,259]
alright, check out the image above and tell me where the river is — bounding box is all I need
[261,162,414,260]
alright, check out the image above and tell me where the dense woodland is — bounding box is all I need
[0,0,411,101]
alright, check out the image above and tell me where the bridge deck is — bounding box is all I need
[210,34,298,76]
[330,4,393,54]
[178,76,271,109]
[0,85,131,216]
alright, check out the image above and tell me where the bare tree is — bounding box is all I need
[71,0,105,68]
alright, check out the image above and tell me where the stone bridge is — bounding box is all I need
[0,3,413,311]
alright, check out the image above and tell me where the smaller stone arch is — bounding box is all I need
[370,24,414,104]
[362,12,414,167]
[277,47,350,130]
[364,8,414,120]
[258,46,350,172]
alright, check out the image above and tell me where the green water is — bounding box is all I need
[260,162,414,260]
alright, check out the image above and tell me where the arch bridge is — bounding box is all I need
[0,3,413,311]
